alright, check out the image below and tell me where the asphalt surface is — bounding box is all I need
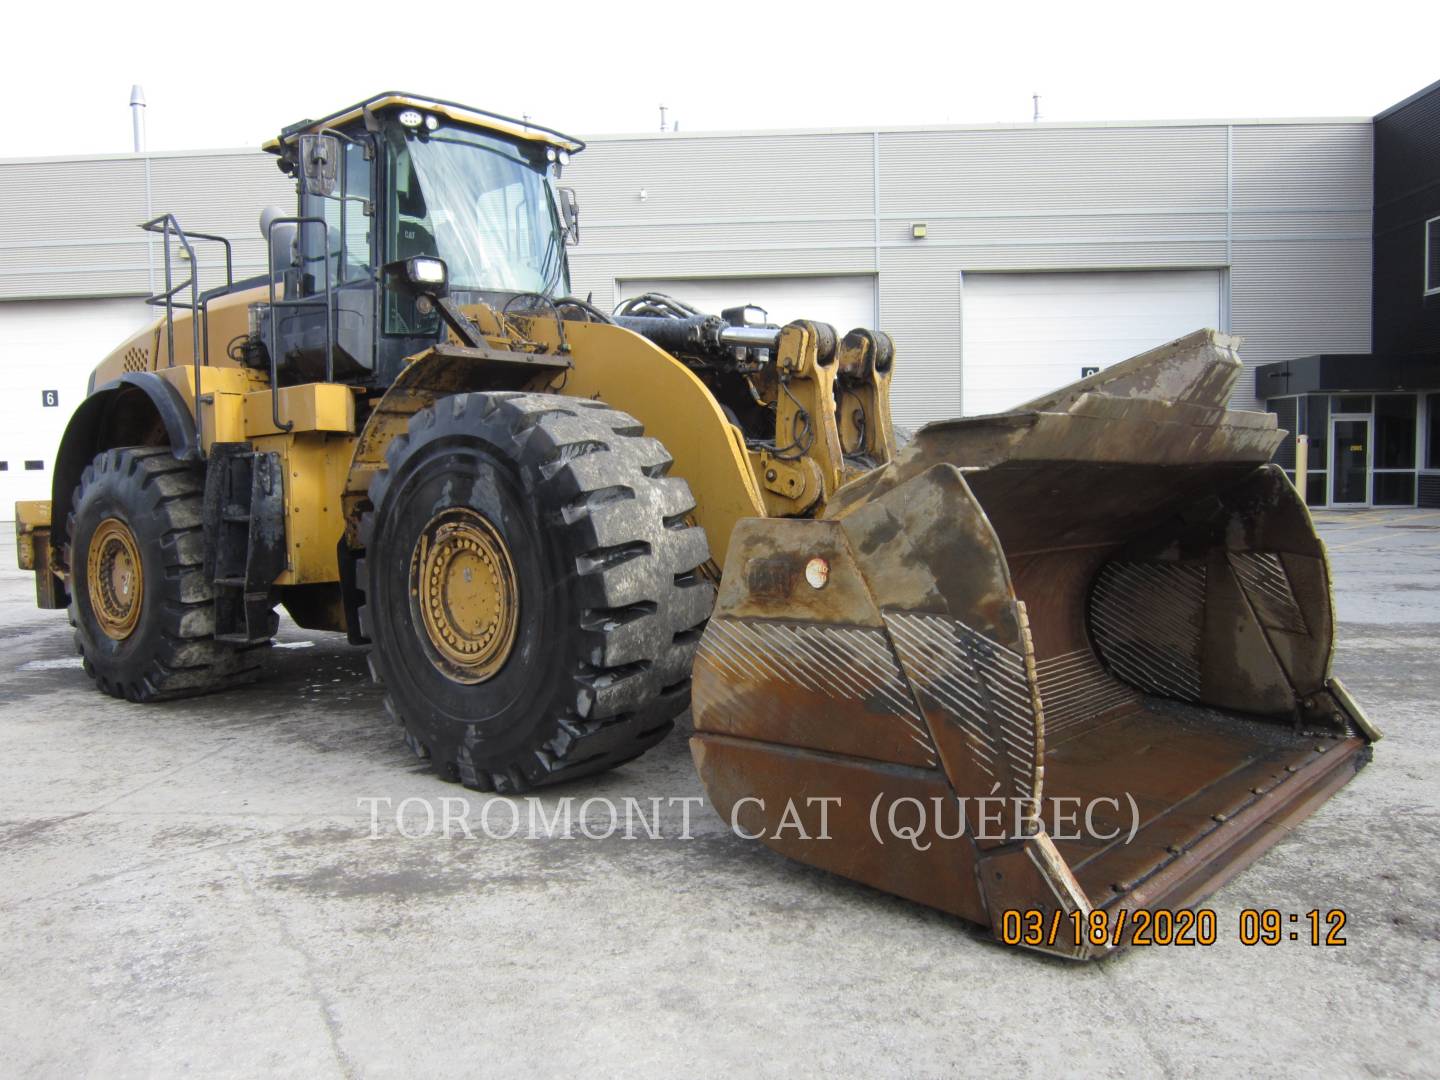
[1,508,1437,1078]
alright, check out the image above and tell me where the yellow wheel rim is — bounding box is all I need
[411,508,520,684]
[87,517,144,640]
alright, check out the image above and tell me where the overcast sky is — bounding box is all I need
[6,0,1436,157]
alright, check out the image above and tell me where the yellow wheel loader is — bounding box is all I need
[14,93,1378,957]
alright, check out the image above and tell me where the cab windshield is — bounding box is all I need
[387,124,567,295]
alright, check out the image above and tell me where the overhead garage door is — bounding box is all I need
[0,298,155,513]
[961,270,1222,417]
[617,275,876,335]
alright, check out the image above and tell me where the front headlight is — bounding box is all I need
[407,256,447,289]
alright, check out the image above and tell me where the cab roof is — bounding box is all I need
[261,91,585,155]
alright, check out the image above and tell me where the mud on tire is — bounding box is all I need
[358,392,714,793]
[68,447,273,702]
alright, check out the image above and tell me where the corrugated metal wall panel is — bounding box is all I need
[1230,238,1372,405]
[575,219,875,256]
[568,133,874,224]
[1230,210,1372,239]
[1228,123,1373,408]
[1232,125,1373,210]
[933,241,1229,272]
[565,130,875,311]
[0,246,153,288]
[1,121,1373,423]
[878,250,961,428]
[148,153,294,290]
[567,121,1368,416]
[0,151,292,299]
[0,158,149,244]
[879,126,1229,214]
[888,212,1229,245]
[572,272,617,314]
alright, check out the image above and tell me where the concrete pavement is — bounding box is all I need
[1,509,1437,1078]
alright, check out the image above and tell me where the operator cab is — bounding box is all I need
[260,92,583,386]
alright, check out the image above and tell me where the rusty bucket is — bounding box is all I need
[690,330,1376,958]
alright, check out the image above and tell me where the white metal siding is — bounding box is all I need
[880,251,962,428]
[567,131,876,299]
[565,120,1371,417]
[0,118,1374,436]
[573,132,873,225]
[1229,124,1373,405]
[960,270,1223,417]
[879,126,1229,215]
[0,298,156,511]
[0,150,293,300]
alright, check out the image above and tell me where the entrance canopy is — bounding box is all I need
[1256,353,1439,396]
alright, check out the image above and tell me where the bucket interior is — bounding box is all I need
[968,459,1350,907]
[1041,704,1344,905]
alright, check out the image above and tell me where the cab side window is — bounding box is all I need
[391,147,439,260]
[385,141,440,336]
[318,141,373,283]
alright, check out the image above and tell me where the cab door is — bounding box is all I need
[293,133,379,381]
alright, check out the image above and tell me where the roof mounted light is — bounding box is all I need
[558,149,570,165]
[424,114,439,131]
[398,109,423,128]
[546,147,558,162]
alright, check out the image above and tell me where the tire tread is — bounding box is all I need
[358,392,713,793]
[68,447,272,703]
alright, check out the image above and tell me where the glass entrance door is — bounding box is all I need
[1331,418,1370,505]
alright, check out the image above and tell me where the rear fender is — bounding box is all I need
[49,372,198,563]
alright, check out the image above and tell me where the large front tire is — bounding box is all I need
[67,447,272,702]
[359,392,714,793]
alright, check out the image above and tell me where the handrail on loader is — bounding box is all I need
[140,213,235,454]
[264,215,334,433]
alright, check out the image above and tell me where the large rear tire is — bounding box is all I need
[67,447,273,702]
[358,392,714,793]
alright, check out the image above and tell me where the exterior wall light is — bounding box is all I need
[911,223,927,239]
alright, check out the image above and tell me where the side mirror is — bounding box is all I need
[557,186,580,245]
[299,134,341,197]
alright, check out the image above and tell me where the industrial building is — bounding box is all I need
[2,83,1434,509]
[1256,79,1440,507]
